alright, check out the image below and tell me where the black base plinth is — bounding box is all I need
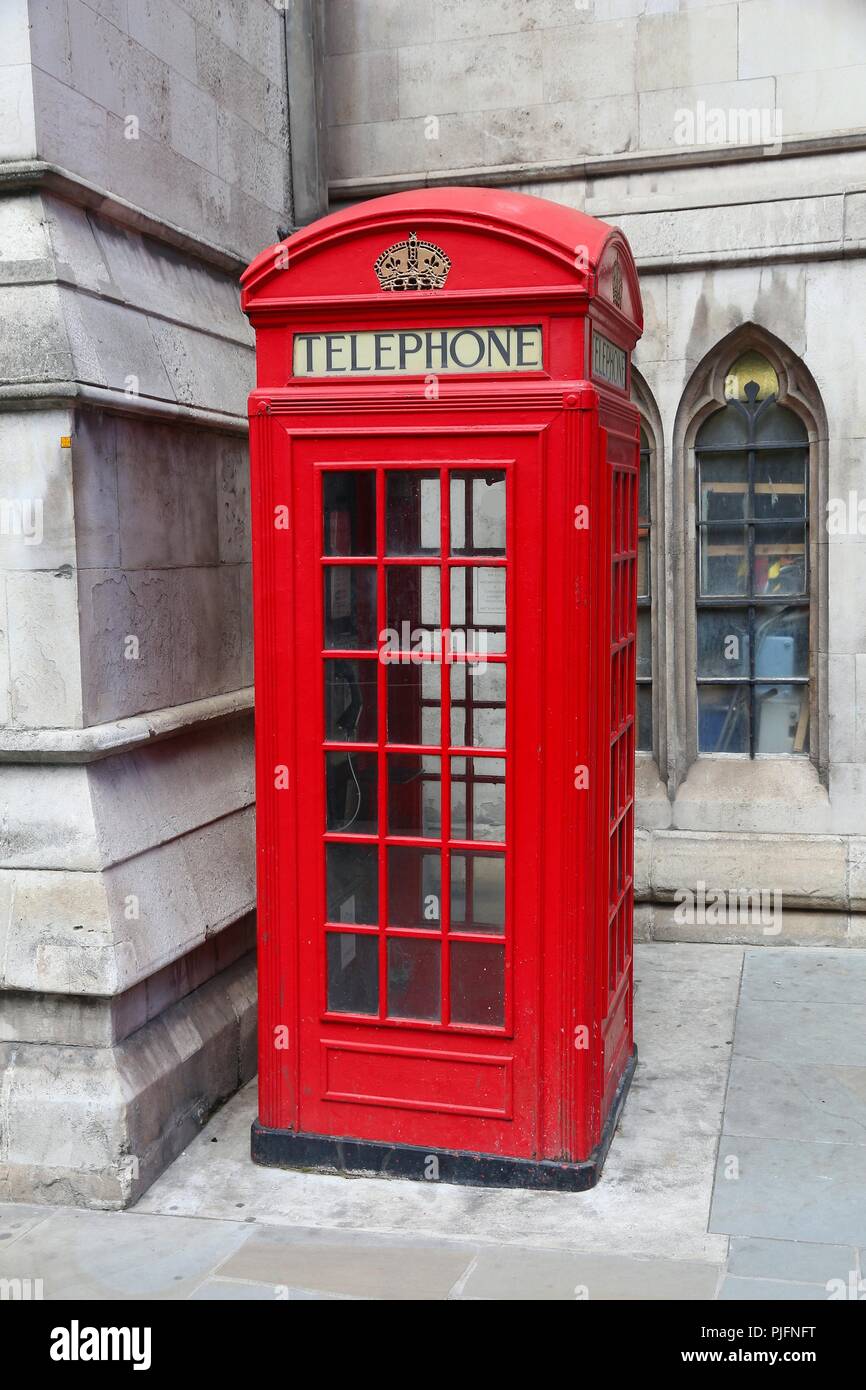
[251,1045,636,1193]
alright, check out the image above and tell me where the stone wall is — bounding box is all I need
[0,0,294,1206]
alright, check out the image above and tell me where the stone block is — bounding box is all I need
[739,0,866,80]
[542,17,637,103]
[77,566,175,723]
[325,0,435,55]
[30,67,108,187]
[0,411,76,573]
[0,951,257,1208]
[0,63,36,160]
[115,419,220,570]
[637,5,737,91]
[128,0,198,84]
[326,50,399,126]
[433,0,581,44]
[397,34,544,119]
[168,68,219,172]
[6,570,84,729]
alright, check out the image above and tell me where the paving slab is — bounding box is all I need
[0,1209,251,1300]
[0,1202,52,1247]
[727,1236,857,1286]
[724,1055,866,1145]
[719,1275,831,1301]
[455,1247,720,1301]
[733,995,866,1068]
[710,1135,866,1246]
[190,1278,356,1300]
[217,1223,478,1300]
[740,947,866,1005]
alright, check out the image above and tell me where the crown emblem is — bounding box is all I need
[374,230,451,291]
[611,257,623,309]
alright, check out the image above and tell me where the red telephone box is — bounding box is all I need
[241,187,643,1190]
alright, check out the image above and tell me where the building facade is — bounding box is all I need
[1,0,864,1205]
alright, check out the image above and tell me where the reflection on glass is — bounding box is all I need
[450,941,504,1027]
[323,566,377,649]
[697,610,750,678]
[326,932,378,1015]
[636,685,652,753]
[755,683,809,755]
[637,536,649,598]
[324,659,377,742]
[755,608,809,678]
[325,751,377,834]
[699,527,748,597]
[386,471,440,555]
[387,753,441,837]
[387,938,440,1021]
[636,610,652,679]
[450,472,506,554]
[387,661,440,746]
[385,567,441,653]
[326,842,378,924]
[754,454,807,519]
[697,684,749,754]
[388,846,441,929]
[698,456,748,521]
[451,852,505,934]
[450,662,506,748]
[450,566,506,653]
[323,471,376,555]
[451,757,505,842]
[753,525,806,595]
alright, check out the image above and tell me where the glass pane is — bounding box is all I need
[385,567,441,655]
[325,751,377,834]
[698,455,748,521]
[449,566,506,655]
[323,471,376,556]
[638,451,650,524]
[326,843,378,924]
[323,566,377,649]
[450,471,506,555]
[637,535,649,598]
[388,846,441,929]
[387,661,440,746]
[697,609,750,678]
[450,941,504,1027]
[697,683,749,754]
[324,659,377,742]
[755,683,809,755]
[753,524,807,596]
[387,753,441,837]
[754,453,807,519]
[755,607,809,678]
[450,662,506,749]
[754,401,808,446]
[451,756,505,842]
[699,526,748,596]
[697,403,748,448]
[724,351,779,404]
[636,684,652,753]
[451,851,505,935]
[327,932,378,1015]
[636,609,651,679]
[386,471,440,556]
[387,938,440,1021]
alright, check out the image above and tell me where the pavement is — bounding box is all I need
[1,942,864,1300]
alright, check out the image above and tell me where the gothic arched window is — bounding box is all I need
[695,352,810,756]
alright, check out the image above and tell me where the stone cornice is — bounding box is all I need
[0,687,254,763]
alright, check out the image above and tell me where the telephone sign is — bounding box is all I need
[241,187,643,1190]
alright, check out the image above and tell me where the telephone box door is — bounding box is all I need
[289,428,544,1158]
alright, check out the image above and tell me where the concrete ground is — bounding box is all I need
[1,943,864,1300]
